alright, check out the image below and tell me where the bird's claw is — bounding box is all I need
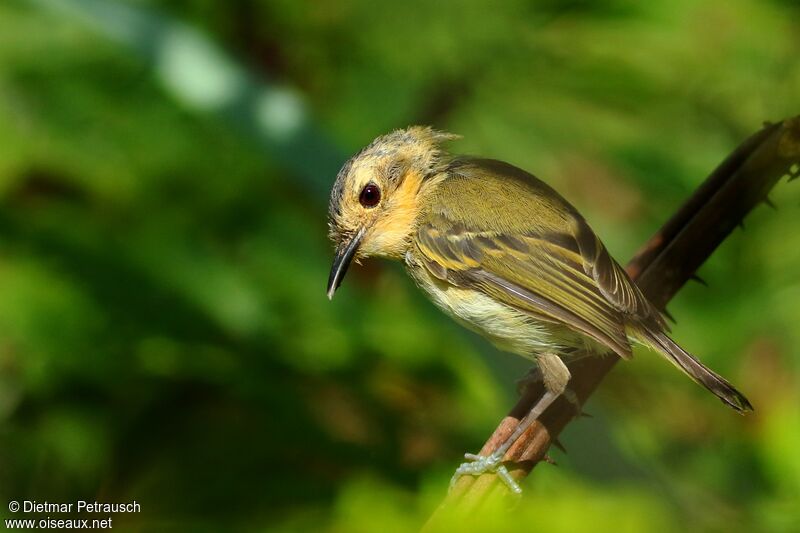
[449,451,522,494]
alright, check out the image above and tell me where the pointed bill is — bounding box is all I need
[327,228,365,300]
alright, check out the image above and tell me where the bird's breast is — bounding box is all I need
[404,252,580,358]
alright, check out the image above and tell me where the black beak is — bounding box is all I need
[327,229,364,300]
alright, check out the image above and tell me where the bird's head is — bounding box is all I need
[326,126,458,299]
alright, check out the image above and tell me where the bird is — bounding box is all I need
[325,126,752,493]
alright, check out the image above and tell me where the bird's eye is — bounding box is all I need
[359,183,381,208]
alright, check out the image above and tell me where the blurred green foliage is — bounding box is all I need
[0,0,799,531]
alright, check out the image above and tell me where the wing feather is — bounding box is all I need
[413,157,664,358]
[416,222,633,358]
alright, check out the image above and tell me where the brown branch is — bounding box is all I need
[424,116,800,526]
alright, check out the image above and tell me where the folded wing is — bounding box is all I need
[415,158,666,359]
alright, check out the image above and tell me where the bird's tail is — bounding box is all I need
[636,328,753,413]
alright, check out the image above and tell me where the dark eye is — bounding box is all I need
[359,183,381,208]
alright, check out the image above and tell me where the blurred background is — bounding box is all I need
[0,0,798,531]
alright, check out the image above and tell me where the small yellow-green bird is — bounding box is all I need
[326,126,752,493]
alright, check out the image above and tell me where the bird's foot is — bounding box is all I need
[449,451,521,494]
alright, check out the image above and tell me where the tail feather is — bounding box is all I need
[638,329,753,413]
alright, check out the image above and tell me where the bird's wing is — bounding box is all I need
[415,158,665,359]
[570,218,667,332]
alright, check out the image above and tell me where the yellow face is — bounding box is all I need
[331,162,424,259]
[326,126,457,298]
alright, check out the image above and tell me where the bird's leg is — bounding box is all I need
[450,352,571,494]
[516,361,583,418]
